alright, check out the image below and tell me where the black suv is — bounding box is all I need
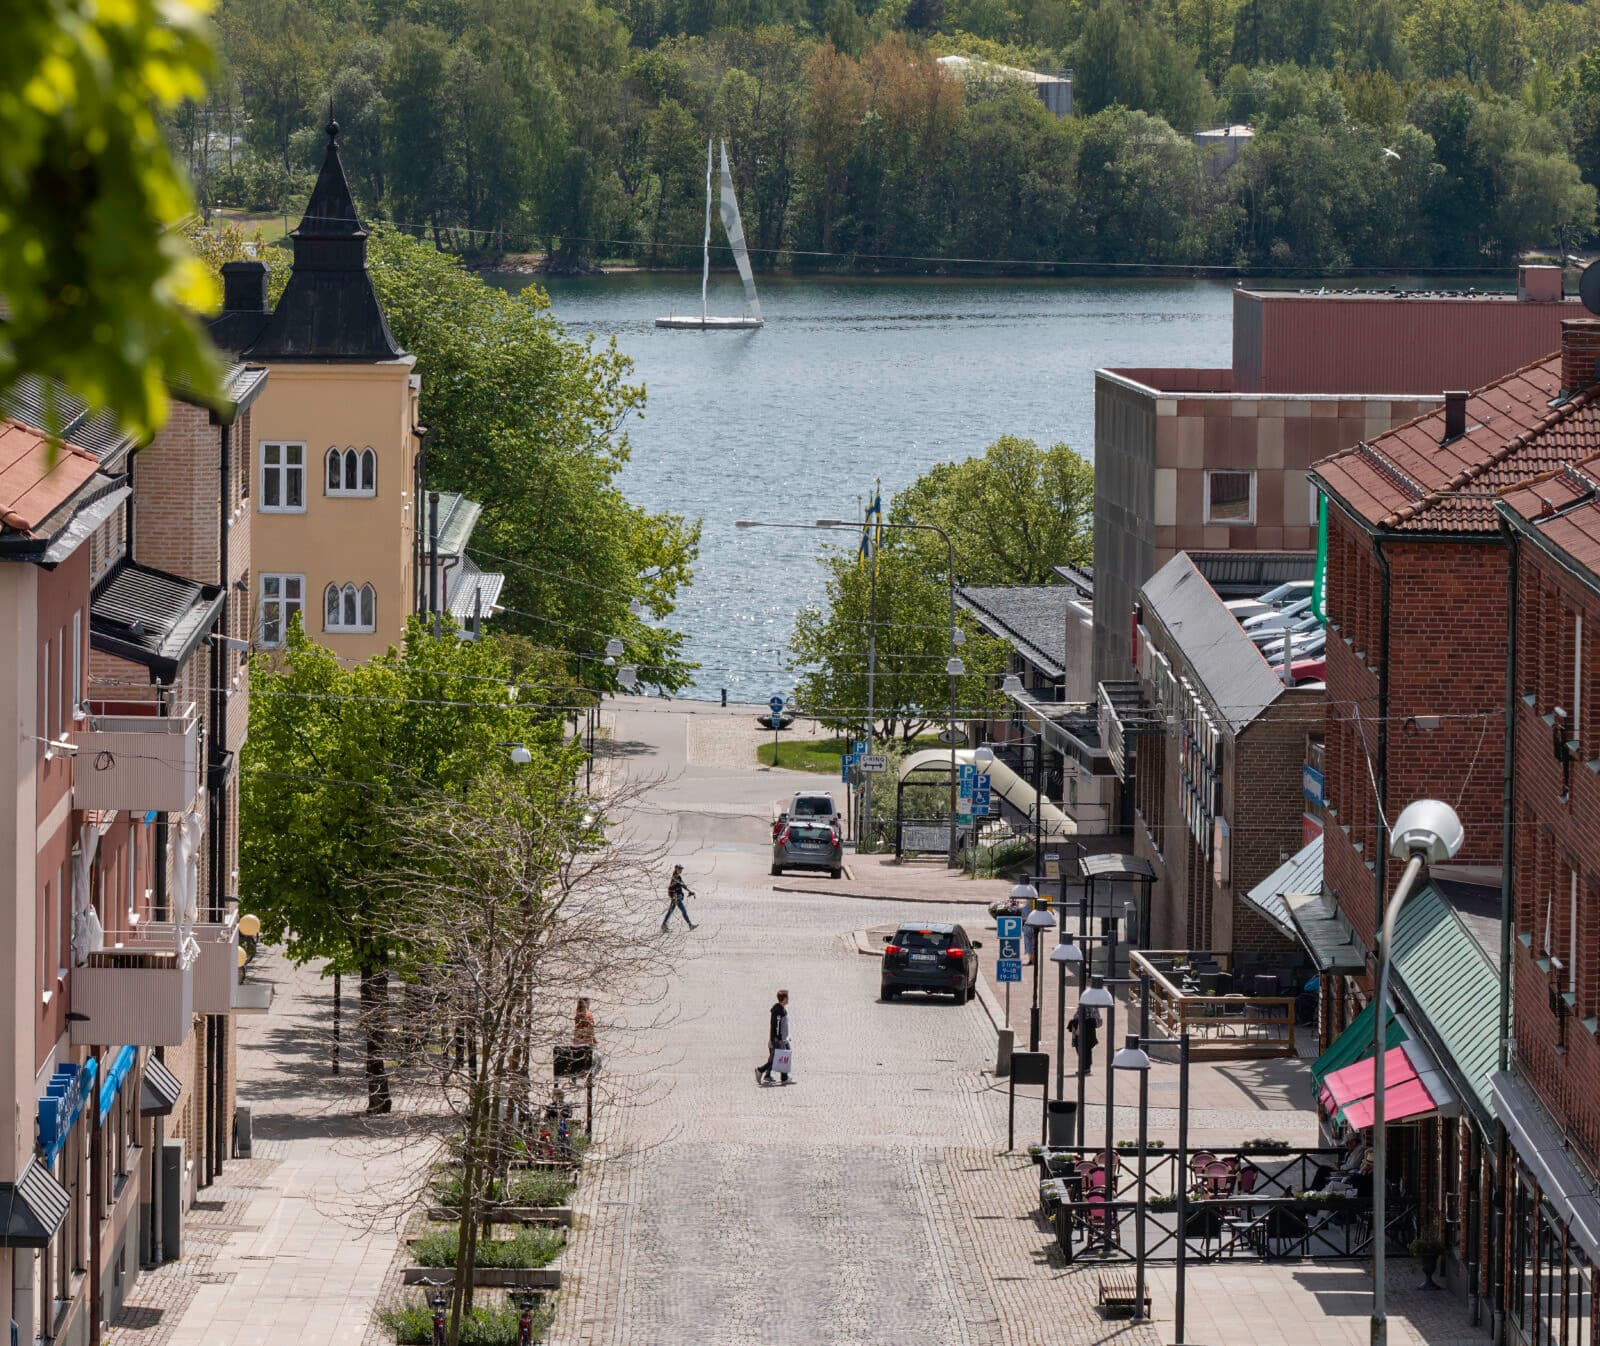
[880,923,982,1004]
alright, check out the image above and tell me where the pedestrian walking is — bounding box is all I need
[754,989,791,1085]
[662,864,697,931]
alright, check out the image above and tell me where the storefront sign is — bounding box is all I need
[1303,764,1325,807]
[97,1045,136,1124]
[37,1057,98,1165]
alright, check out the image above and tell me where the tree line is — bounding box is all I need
[176,0,1600,272]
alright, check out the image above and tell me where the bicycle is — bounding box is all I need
[414,1276,449,1346]
[513,1290,544,1346]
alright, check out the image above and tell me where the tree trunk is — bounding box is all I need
[360,967,392,1114]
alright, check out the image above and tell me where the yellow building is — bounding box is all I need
[209,117,500,659]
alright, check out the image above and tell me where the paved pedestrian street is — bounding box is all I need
[111,700,1491,1346]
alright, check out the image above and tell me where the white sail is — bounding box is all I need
[699,138,712,322]
[718,140,761,322]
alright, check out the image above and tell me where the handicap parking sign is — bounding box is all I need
[998,937,1021,960]
[997,959,1023,983]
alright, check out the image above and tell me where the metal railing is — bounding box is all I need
[1131,950,1297,1057]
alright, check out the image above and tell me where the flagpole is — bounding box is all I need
[862,479,880,854]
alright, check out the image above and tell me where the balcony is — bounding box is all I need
[137,916,238,1014]
[69,940,195,1046]
[72,703,201,813]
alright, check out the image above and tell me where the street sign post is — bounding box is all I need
[859,754,888,774]
[995,913,1022,990]
[769,694,784,764]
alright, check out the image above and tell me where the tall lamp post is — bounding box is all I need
[1371,799,1464,1346]
[1024,903,1055,1053]
[1112,1032,1153,1319]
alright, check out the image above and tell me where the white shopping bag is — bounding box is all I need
[770,1046,793,1075]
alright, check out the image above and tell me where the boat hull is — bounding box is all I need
[654,316,764,330]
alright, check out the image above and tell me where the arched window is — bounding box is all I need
[324,581,377,633]
[326,446,377,498]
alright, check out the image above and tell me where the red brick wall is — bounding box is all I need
[133,402,221,579]
[1227,698,1318,954]
[1321,505,1507,951]
[1509,540,1600,1174]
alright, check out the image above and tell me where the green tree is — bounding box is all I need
[889,435,1093,584]
[241,617,559,1114]
[789,541,1009,741]
[3,0,222,437]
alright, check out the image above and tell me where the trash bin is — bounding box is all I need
[1047,1099,1077,1147]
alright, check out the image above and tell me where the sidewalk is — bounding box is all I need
[776,849,1013,905]
[111,955,414,1346]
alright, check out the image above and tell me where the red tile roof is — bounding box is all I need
[1314,353,1600,533]
[0,419,100,537]
[1500,456,1600,581]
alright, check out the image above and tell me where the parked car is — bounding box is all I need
[774,790,842,837]
[880,922,983,1004]
[772,822,842,878]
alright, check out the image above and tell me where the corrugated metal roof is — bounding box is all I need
[432,493,482,558]
[0,377,138,465]
[447,554,504,627]
[1389,882,1501,1122]
[139,1054,182,1116]
[955,584,1073,678]
[1140,552,1289,733]
[1243,834,1322,938]
[1285,887,1366,973]
[91,560,226,680]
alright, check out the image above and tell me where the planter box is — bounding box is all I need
[402,1265,561,1290]
[424,1207,573,1226]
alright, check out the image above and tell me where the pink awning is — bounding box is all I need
[1344,1077,1438,1129]
[1323,1047,1418,1108]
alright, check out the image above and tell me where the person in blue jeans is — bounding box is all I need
[662,864,697,931]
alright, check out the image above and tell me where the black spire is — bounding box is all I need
[242,114,404,362]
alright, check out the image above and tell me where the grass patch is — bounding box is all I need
[378,1301,550,1346]
[411,1227,564,1269]
[757,734,948,773]
[211,208,293,246]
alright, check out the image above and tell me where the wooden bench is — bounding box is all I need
[1097,1271,1152,1318]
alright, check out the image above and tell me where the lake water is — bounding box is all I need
[525,271,1237,702]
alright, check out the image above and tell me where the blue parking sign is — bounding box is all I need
[996,915,1022,941]
[997,959,1023,983]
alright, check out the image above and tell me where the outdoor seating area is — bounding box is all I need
[1033,1144,1412,1265]
[1132,950,1299,1057]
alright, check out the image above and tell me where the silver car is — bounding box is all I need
[772,821,843,878]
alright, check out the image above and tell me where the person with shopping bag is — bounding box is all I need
[755,989,791,1085]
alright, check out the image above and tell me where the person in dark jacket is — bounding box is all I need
[754,989,790,1085]
[662,864,696,931]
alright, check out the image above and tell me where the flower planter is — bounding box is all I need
[402,1265,562,1290]
[424,1206,573,1226]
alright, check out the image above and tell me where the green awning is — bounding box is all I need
[1389,883,1500,1123]
[1311,998,1405,1088]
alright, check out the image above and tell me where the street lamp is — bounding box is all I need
[974,744,994,769]
[1371,799,1464,1346]
[1113,1032,1153,1319]
[617,665,638,691]
[1078,977,1115,1160]
[1051,935,1083,1101]
[508,743,532,766]
[1024,905,1054,1051]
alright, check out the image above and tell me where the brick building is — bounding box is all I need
[1305,324,1600,1328]
[1493,447,1600,1341]
[1093,272,1584,685]
[1125,551,1321,962]
[0,367,269,1346]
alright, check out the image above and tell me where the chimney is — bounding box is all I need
[220,260,269,314]
[1442,390,1467,441]
[1518,265,1562,302]
[1561,319,1600,396]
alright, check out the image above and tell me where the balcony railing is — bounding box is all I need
[73,703,201,813]
[137,916,238,1015]
[69,938,195,1046]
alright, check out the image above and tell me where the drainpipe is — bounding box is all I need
[1372,535,1392,943]
[1492,516,1520,1342]
[207,418,231,1186]
[89,1059,102,1346]
[429,492,441,638]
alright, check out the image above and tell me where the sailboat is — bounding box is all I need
[656,139,765,330]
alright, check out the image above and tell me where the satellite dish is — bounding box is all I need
[1579,260,1600,315]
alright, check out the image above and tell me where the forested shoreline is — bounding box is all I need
[180,0,1600,273]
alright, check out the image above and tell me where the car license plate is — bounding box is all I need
[911,953,936,963]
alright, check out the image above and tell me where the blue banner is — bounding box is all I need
[97,1045,136,1124]
[37,1057,97,1165]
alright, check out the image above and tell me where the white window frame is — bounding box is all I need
[259,573,305,648]
[70,610,82,723]
[259,441,306,514]
[1205,469,1257,526]
[324,446,377,499]
[323,581,377,634]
